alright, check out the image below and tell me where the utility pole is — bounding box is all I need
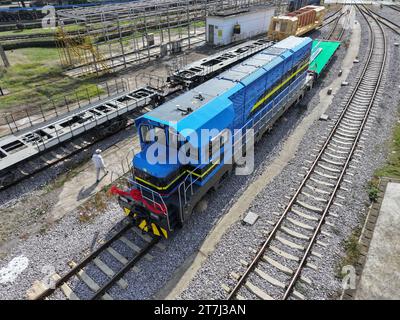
[0,43,10,68]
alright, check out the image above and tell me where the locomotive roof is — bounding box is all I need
[142,36,311,127]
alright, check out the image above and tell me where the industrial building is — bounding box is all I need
[206,7,275,46]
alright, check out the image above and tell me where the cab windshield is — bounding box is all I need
[140,125,167,146]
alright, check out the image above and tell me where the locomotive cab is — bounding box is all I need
[113,97,234,238]
[119,120,187,238]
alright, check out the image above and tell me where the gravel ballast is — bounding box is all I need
[1,7,399,301]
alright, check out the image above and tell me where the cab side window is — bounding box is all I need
[140,125,151,143]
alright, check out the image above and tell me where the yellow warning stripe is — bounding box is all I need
[138,219,168,238]
[138,219,149,232]
[135,162,219,191]
[251,62,309,113]
[160,227,168,239]
[151,223,161,236]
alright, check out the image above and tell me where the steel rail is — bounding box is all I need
[336,9,351,41]
[324,7,344,21]
[324,12,344,39]
[384,4,400,13]
[227,4,387,300]
[35,222,133,300]
[362,4,400,36]
[0,115,139,192]
[283,7,387,298]
[325,8,350,41]
[90,236,159,300]
[318,11,343,31]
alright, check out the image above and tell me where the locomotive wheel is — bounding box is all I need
[0,171,15,188]
[194,199,208,213]
[212,170,231,192]
[103,117,128,135]
[93,117,128,139]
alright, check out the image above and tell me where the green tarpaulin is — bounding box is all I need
[309,40,341,75]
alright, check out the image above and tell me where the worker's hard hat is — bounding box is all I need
[95,149,102,154]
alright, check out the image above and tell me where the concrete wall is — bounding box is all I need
[206,8,275,46]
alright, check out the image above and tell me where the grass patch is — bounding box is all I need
[43,166,83,193]
[0,24,84,37]
[366,178,380,202]
[0,47,104,113]
[374,115,400,178]
[336,228,362,279]
[77,186,114,223]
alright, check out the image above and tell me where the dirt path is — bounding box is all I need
[46,135,141,223]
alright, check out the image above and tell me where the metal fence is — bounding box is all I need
[0,77,128,138]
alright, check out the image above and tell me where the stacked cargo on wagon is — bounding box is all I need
[268,5,326,41]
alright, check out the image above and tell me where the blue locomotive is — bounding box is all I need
[112,36,313,238]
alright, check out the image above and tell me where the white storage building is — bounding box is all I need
[206,8,275,46]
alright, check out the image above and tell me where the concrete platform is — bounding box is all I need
[355,182,400,299]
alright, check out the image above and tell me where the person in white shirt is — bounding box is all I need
[92,149,108,183]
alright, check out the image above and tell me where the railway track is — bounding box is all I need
[362,4,400,36]
[385,4,400,13]
[324,7,351,41]
[317,8,347,41]
[324,7,343,22]
[34,221,161,300]
[0,86,183,193]
[226,5,387,300]
[325,13,343,40]
[321,10,343,28]
[0,81,179,192]
[319,7,344,31]
[0,112,140,192]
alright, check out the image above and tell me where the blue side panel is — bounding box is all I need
[268,60,285,88]
[242,70,268,121]
[277,37,312,66]
[241,67,267,87]
[279,51,293,75]
[229,86,246,129]
[262,54,283,73]
[292,38,313,64]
